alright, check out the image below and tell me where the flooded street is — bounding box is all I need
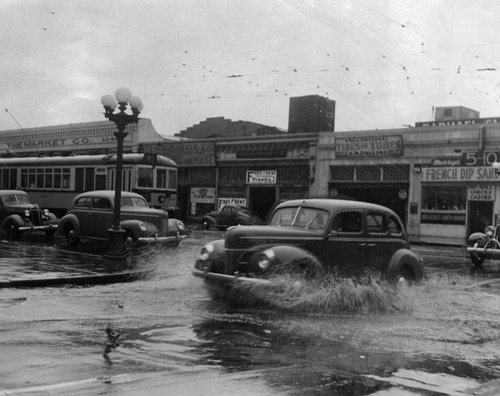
[1,231,500,395]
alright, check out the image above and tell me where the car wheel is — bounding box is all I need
[201,220,210,230]
[5,221,20,239]
[395,265,415,284]
[470,252,485,267]
[64,224,80,246]
[272,257,325,280]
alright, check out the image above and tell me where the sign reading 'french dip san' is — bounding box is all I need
[422,166,500,182]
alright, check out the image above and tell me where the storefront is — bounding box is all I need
[141,133,317,222]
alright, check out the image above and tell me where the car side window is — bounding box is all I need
[221,206,232,216]
[75,197,91,208]
[332,211,362,233]
[388,215,403,236]
[367,212,387,234]
[92,197,111,209]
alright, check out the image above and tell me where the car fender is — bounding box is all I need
[57,214,81,235]
[468,232,486,244]
[386,249,423,281]
[249,245,324,277]
[46,212,58,223]
[120,219,158,235]
[1,214,25,229]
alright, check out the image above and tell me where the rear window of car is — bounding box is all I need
[367,212,387,234]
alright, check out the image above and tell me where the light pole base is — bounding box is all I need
[104,227,127,265]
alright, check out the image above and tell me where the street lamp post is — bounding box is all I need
[101,87,143,261]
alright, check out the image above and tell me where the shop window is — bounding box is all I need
[422,186,466,211]
[357,166,380,181]
[382,165,409,181]
[331,166,354,181]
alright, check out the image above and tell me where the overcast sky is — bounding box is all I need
[1,0,500,136]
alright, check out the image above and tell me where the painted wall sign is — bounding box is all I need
[5,134,133,150]
[421,212,466,225]
[190,187,215,203]
[421,166,500,182]
[246,170,277,184]
[335,135,403,157]
[467,184,495,201]
[415,117,500,127]
[218,197,247,210]
[236,149,287,159]
[143,141,215,167]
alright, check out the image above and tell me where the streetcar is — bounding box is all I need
[0,153,178,217]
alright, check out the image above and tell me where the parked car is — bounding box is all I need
[200,204,264,230]
[58,190,186,248]
[0,190,58,238]
[193,199,424,290]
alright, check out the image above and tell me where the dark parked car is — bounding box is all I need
[201,204,264,230]
[0,190,58,238]
[58,190,186,247]
[193,199,424,289]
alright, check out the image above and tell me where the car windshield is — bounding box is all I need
[120,197,148,208]
[1,193,30,205]
[269,207,328,229]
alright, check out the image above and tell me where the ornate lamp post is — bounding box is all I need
[100,87,143,261]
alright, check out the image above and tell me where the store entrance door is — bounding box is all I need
[468,201,493,235]
[249,187,276,222]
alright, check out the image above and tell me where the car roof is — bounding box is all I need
[276,199,398,216]
[74,190,145,199]
[0,190,28,196]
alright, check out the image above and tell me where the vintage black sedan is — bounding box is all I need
[193,199,424,289]
[58,190,186,248]
[200,204,264,230]
[0,190,58,238]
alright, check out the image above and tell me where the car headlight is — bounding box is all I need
[176,221,185,231]
[139,222,146,232]
[258,248,275,270]
[200,243,215,261]
[24,210,30,217]
[43,209,50,216]
[485,225,494,237]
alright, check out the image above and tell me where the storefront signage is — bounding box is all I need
[335,136,402,157]
[190,187,215,203]
[218,197,246,210]
[415,117,500,127]
[236,149,287,159]
[468,184,495,201]
[431,157,461,167]
[421,212,466,225]
[5,134,133,150]
[143,141,215,167]
[246,170,277,184]
[461,151,500,167]
[422,166,500,182]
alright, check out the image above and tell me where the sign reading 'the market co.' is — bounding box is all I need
[246,170,277,184]
[335,135,403,157]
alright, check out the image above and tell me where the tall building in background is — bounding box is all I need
[288,95,336,133]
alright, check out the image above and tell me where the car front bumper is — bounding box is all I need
[466,244,500,258]
[137,234,186,244]
[19,224,58,233]
[192,267,271,286]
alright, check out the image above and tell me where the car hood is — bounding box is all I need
[4,204,39,211]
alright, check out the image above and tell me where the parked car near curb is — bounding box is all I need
[200,204,264,230]
[0,190,58,238]
[58,190,186,248]
[193,199,424,290]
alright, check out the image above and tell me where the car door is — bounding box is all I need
[218,206,234,227]
[322,210,366,275]
[89,197,113,238]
